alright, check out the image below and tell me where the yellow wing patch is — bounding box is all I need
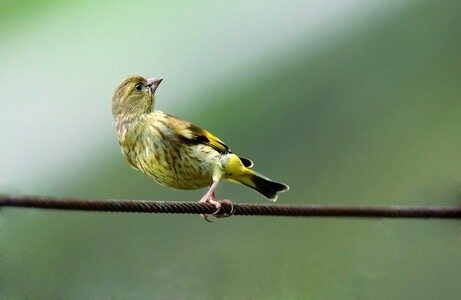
[164,114,230,154]
[187,123,229,154]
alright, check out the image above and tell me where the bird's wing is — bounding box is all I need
[165,114,229,154]
[186,123,230,154]
[165,113,254,167]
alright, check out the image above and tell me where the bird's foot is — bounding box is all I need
[199,197,234,222]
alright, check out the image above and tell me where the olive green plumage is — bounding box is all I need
[111,75,289,203]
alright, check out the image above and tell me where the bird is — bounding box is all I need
[111,75,289,220]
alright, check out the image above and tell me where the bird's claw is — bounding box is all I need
[213,199,234,217]
[200,199,234,222]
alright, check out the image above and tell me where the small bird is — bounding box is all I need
[111,75,289,220]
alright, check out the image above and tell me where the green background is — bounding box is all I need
[2,0,461,298]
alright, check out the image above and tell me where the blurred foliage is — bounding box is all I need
[2,0,461,299]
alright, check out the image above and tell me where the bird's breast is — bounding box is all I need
[121,120,221,190]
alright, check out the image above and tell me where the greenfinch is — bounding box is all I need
[111,75,289,219]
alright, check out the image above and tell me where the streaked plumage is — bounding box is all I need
[112,75,289,218]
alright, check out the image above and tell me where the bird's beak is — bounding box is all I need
[147,77,164,94]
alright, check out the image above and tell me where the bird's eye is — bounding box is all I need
[135,84,143,91]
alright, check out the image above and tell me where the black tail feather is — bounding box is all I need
[249,174,289,201]
[238,156,254,168]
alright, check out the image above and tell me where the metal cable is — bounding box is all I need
[1,194,461,219]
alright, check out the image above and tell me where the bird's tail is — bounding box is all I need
[235,171,289,201]
[224,154,289,201]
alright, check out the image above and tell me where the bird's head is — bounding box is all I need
[112,75,163,119]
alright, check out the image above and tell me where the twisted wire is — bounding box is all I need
[1,195,461,219]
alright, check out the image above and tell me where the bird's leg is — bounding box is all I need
[199,181,221,209]
[199,181,233,221]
